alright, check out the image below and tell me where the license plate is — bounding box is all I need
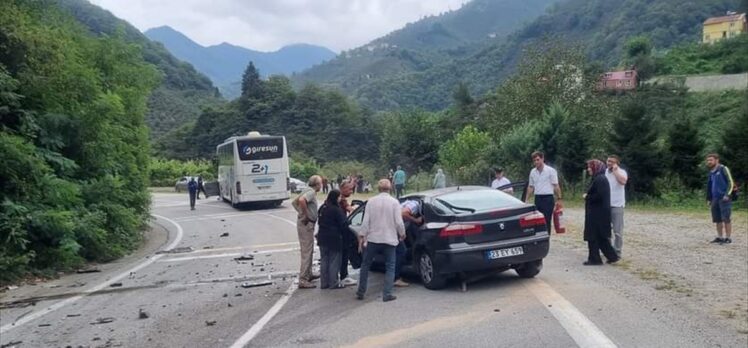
[485,246,524,260]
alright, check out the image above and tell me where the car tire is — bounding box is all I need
[418,251,447,290]
[515,259,543,278]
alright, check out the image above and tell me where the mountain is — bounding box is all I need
[144,26,336,99]
[53,0,222,142]
[292,0,558,101]
[308,0,741,110]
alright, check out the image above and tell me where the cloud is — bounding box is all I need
[89,0,467,52]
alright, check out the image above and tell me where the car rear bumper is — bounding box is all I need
[434,232,550,274]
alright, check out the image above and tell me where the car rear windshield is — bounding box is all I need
[237,137,284,161]
[433,189,523,214]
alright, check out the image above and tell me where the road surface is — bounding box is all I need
[1,193,745,347]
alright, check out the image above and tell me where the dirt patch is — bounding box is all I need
[556,207,748,334]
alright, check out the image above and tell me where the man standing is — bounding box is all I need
[188,177,198,211]
[526,151,562,233]
[338,180,357,287]
[490,168,513,193]
[393,166,406,198]
[356,179,405,302]
[293,175,322,288]
[433,169,446,189]
[606,155,628,256]
[706,154,736,244]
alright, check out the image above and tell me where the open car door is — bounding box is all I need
[497,181,529,202]
[345,202,367,269]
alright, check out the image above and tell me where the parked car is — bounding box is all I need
[347,182,549,290]
[175,176,196,193]
[289,178,308,193]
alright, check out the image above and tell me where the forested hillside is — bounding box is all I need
[0,0,159,280]
[303,0,743,111]
[293,0,556,102]
[54,0,222,142]
[146,26,336,99]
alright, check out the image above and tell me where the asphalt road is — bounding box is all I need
[1,193,745,348]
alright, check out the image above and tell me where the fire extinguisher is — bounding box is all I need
[553,205,566,234]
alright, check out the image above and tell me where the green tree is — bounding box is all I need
[609,100,663,195]
[378,110,443,172]
[241,61,263,99]
[668,117,704,190]
[721,94,748,193]
[438,125,494,185]
[623,36,656,81]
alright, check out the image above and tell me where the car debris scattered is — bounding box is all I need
[90,317,116,325]
[156,246,193,254]
[67,314,82,317]
[0,341,23,348]
[205,320,217,326]
[234,254,254,261]
[139,309,149,319]
[76,268,101,274]
[109,282,123,288]
[220,232,229,237]
[38,323,51,327]
[241,280,272,289]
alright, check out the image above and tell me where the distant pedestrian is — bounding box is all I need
[317,189,348,289]
[583,159,619,265]
[188,177,198,210]
[356,179,405,302]
[388,169,394,185]
[491,167,513,194]
[433,169,446,189]
[322,176,329,194]
[393,166,406,198]
[338,180,358,287]
[197,176,207,199]
[526,152,562,233]
[706,154,736,244]
[292,175,323,289]
[605,155,628,256]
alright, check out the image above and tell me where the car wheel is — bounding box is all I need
[418,251,447,290]
[515,259,543,278]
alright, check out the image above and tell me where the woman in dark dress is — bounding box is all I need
[317,189,348,289]
[583,159,620,265]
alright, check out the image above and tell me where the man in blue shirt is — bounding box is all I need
[706,154,736,244]
[393,166,406,198]
[188,177,198,211]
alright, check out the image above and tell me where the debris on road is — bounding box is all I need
[38,323,51,327]
[203,246,213,249]
[109,282,123,288]
[220,232,229,237]
[205,320,217,326]
[76,268,101,274]
[234,254,254,261]
[68,282,86,288]
[66,314,81,317]
[90,317,116,325]
[223,293,228,298]
[241,280,272,289]
[228,303,233,307]
[139,309,149,319]
[0,341,23,348]
[156,246,193,254]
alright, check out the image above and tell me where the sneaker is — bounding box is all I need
[723,238,732,244]
[709,237,724,244]
[341,277,358,286]
[394,279,410,287]
[383,295,397,302]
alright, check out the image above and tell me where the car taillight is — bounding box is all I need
[440,224,483,238]
[519,212,546,228]
[236,181,242,195]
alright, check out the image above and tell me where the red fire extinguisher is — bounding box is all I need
[553,205,566,234]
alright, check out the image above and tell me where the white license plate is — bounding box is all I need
[485,246,524,260]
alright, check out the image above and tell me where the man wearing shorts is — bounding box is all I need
[706,154,736,245]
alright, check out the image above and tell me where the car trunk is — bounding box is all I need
[456,205,539,244]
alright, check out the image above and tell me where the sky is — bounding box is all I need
[89,0,468,53]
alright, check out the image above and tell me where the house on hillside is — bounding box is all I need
[597,70,638,91]
[703,12,747,44]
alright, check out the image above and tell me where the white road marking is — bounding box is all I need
[0,214,184,334]
[260,212,299,227]
[526,279,617,348]
[184,242,299,255]
[229,282,298,348]
[158,247,300,262]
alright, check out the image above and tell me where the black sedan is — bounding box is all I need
[348,183,550,290]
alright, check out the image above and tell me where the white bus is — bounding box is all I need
[216,131,290,207]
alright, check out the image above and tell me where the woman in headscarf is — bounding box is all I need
[433,168,446,189]
[317,189,348,289]
[583,159,620,265]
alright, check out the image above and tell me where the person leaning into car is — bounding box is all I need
[526,151,562,233]
[356,179,406,302]
[293,175,322,289]
[394,199,423,288]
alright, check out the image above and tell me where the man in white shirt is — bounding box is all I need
[356,179,406,302]
[526,151,563,233]
[606,155,628,257]
[490,168,513,194]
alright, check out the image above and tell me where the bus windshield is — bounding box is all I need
[237,137,284,161]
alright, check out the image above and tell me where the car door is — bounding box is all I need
[347,202,366,237]
[497,181,529,202]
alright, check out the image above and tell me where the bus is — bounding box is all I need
[216,131,290,207]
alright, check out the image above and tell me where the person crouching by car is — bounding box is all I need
[188,177,198,210]
[583,160,619,266]
[317,189,348,289]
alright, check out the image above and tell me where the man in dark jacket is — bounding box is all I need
[197,176,208,199]
[317,189,348,289]
[188,178,198,211]
[583,160,619,265]
[706,154,736,244]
